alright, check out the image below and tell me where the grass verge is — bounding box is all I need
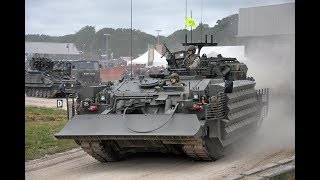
[25,106,78,161]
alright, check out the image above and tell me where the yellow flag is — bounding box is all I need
[185,17,197,28]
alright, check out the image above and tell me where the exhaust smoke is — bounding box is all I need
[226,38,295,156]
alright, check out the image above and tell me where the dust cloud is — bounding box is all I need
[226,38,295,156]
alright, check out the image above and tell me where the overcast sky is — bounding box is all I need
[26,0,294,37]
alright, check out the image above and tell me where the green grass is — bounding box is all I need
[25,106,67,116]
[25,107,78,161]
[25,106,67,122]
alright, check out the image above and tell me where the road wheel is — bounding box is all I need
[47,89,54,98]
[46,89,51,98]
[35,89,40,97]
[26,88,32,96]
[31,88,36,97]
[39,88,44,98]
[42,89,47,98]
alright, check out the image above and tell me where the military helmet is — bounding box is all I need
[187,45,196,54]
[169,73,179,82]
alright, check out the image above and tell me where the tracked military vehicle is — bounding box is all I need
[55,36,269,161]
[25,56,81,98]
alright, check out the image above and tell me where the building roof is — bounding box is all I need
[238,3,295,37]
[25,42,80,55]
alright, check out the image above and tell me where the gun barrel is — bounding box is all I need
[163,44,170,53]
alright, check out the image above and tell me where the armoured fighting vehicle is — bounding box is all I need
[55,36,269,161]
[25,56,81,98]
[70,60,101,86]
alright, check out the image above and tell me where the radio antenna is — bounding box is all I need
[130,0,133,79]
[200,0,203,42]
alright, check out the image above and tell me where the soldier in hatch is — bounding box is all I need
[169,73,183,86]
[183,45,200,69]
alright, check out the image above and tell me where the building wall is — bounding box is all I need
[237,3,295,58]
[235,3,295,96]
[238,3,295,37]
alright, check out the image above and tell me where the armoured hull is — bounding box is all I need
[55,79,268,162]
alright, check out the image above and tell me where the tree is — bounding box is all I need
[25,14,239,59]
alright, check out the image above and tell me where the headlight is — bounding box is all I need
[71,84,74,87]
[193,94,199,99]
[63,84,66,87]
[100,95,105,101]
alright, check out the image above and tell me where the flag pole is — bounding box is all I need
[190,10,192,43]
[185,0,187,50]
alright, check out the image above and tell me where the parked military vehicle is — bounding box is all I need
[55,36,269,162]
[25,56,81,98]
[70,60,101,86]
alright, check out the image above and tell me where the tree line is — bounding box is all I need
[25,14,238,60]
